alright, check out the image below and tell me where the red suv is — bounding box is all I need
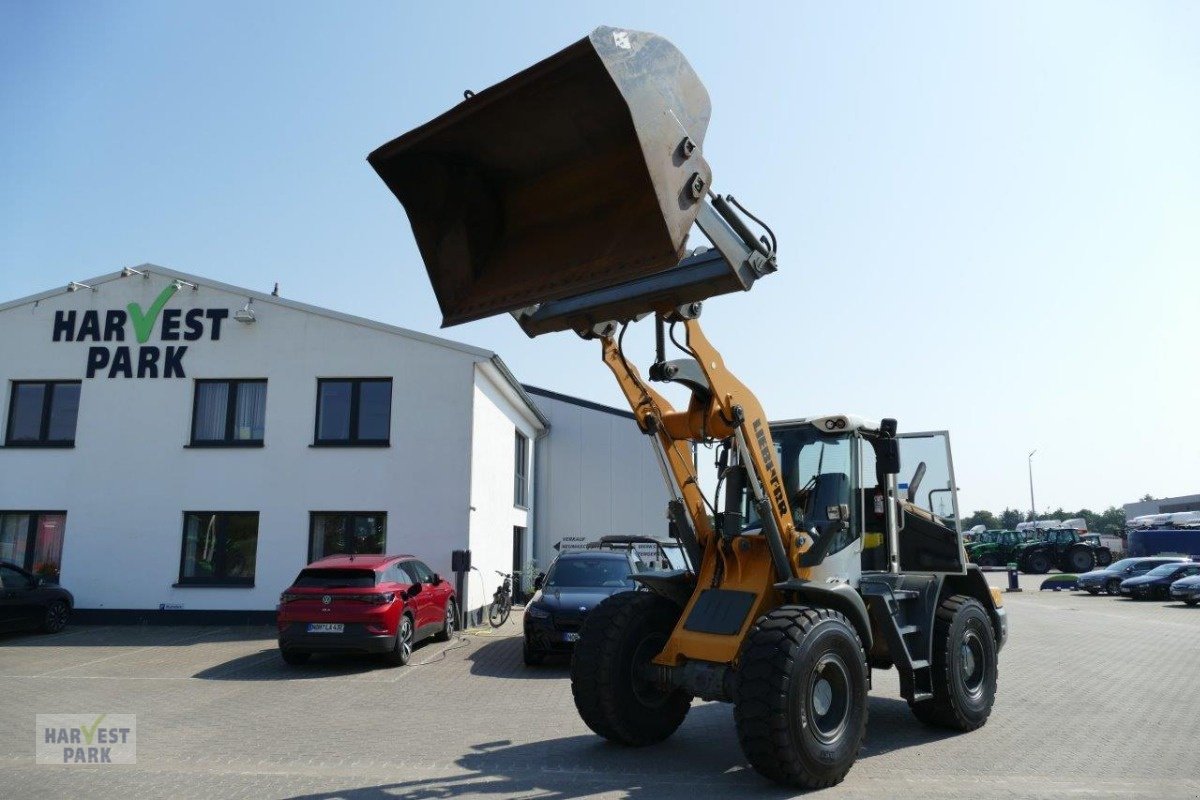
[277,554,456,666]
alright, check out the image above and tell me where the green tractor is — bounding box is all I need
[1013,529,1112,574]
[965,530,1026,568]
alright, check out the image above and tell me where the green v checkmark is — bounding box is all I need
[127,284,178,343]
[80,714,106,745]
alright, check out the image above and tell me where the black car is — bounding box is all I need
[522,550,645,665]
[1076,557,1188,596]
[0,561,73,634]
[1120,562,1200,600]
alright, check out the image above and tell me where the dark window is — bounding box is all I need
[292,568,376,588]
[409,560,435,583]
[514,431,529,507]
[6,382,80,446]
[308,513,386,562]
[0,564,33,590]
[0,512,66,582]
[314,379,392,445]
[190,380,266,446]
[178,512,258,586]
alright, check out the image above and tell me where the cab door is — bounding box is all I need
[896,430,966,573]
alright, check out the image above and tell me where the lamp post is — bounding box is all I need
[1027,450,1037,522]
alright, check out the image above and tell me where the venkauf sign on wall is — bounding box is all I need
[52,283,231,379]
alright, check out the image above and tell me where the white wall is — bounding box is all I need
[525,388,670,573]
[0,270,485,611]
[465,367,540,619]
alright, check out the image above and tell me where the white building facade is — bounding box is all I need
[0,266,560,621]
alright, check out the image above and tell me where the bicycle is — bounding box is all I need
[488,571,513,627]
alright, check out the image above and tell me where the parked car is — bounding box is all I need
[1169,573,1200,606]
[1076,557,1189,596]
[276,554,456,667]
[1120,562,1200,600]
[0,561,73,635]
[522,549,646,665]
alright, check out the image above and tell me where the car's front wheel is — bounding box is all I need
[40,600,70,633]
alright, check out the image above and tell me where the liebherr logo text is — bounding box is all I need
[752,419,788,517]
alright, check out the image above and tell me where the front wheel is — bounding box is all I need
[976,554,998,568]
[734,605,868,789]
[488,597,511,628]
[909,595,998,731]
[1064,547,1095,574]
[571,591,690,746]
[41,600,70,633]
[1023,553,1051,574]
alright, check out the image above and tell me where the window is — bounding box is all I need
[0,512,66,582]
[308,513,386,562]
[190,380,266,446]
[402,559,435,584]
[6,381,80,446]
[514,431,529,507]
[0,564,34,590]
[178,512,259,586]
[314,379,392,445]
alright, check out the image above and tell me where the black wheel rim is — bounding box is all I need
[808,653,851,744]
[47,603,67,631]
[400,618,413,660]
[959,628,987,699]
[630,631,671,708]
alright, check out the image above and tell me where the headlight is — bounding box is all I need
[525,606,551,620]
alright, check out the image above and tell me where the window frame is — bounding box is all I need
[188,379,267,447]
[307,511,387,563]
[5,381,81,447]
[175,511,260,587]
[312,378,393,447]
[0,510,68,578]
[514,430,530,509]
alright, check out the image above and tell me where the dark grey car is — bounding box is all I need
[1076,557,1188,596]
[0,561,73,634]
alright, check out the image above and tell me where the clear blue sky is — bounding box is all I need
[2,1,1197,515]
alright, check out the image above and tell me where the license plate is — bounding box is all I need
[307,623,344,633]
[563,631,580,643]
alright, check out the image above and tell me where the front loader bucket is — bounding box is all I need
[369,26,712,327]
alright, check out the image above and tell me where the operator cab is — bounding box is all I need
[738,415,965,575]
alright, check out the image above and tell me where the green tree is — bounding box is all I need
[999,508,1024,529]
[962,510,1000,529]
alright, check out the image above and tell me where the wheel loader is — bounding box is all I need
[367,26,1008,789]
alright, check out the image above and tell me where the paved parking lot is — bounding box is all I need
[2,572,1199,800]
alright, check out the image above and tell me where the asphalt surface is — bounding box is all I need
[2,570,1199,799]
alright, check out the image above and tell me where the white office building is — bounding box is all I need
[0,265,667,622]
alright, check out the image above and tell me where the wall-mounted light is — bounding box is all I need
[121,267,148,278]
[67,281,96,292]
[172,279,198,291]
[234,298,256,324]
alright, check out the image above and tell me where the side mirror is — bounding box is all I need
[33,577,44,588]
[406,583,423,599]
[431,573,443,585]
[533,573,545,591]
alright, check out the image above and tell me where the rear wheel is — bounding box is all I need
[1023,552,1051,574]
[909,595,997,731]
[1064,546,1095,574]
[40,600,69,633]
[280,649,310,666]
[1105,578,1122,596]
[1095,550,1112,567]
[383,614,413,666]
[734,605,868,789]
[571,591,690,746]
[435,600,457,642]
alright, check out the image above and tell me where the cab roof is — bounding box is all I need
[771,414,882,434]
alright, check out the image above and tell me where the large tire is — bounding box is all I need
[570,591,690,746]
[1023,552,1051,574]
[382,614,414,667]
[1105,578,1122,596]
[734,606,868,790]
[1185,599,1198,607]
[1086,588,1101,596]
[909,595,997,731]
[976,554,999,568]
[1095,549,1112,567]
[435,600,457,642]
[1064,547,1095,574]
